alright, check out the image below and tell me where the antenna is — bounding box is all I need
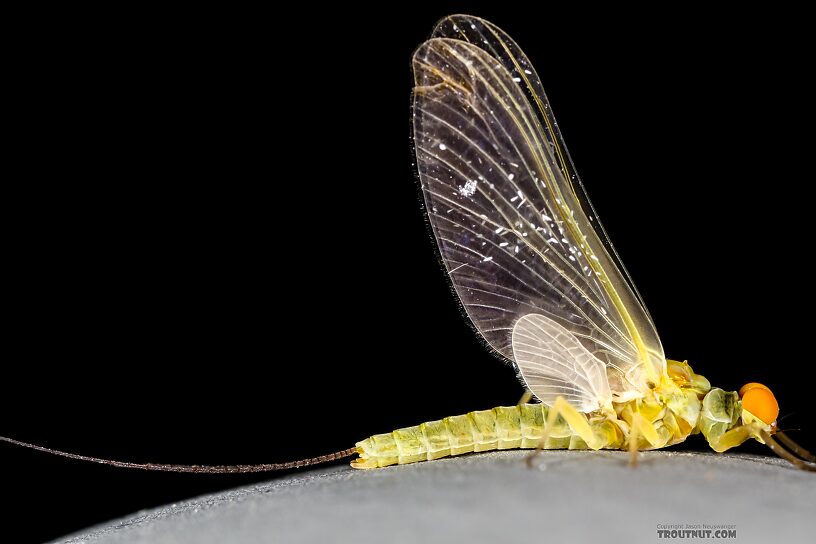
[0,435,356,473]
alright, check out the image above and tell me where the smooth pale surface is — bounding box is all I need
[54,451,814,544]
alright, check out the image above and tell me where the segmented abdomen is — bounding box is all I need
[352,404,614,468]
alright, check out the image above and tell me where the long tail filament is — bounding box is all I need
[0,435,356,473]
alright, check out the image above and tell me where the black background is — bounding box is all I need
[4,4,815,543]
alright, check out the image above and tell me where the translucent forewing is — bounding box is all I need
[428,16,665,389]
[430,15,652,315]
[412,35,665,405]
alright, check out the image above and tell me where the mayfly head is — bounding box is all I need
[738,382,779,429]
[739,382,816,470]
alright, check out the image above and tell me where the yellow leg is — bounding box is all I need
[525,396,602,467]
[517,389,533,405]
[628,415,640,467]
[628,412,660,467]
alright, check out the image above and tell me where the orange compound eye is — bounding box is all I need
[739,382,771,397]
[739,383,779,425]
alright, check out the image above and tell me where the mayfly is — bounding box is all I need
[2,14,814,473]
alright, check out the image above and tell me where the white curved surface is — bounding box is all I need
[54,451,815,544]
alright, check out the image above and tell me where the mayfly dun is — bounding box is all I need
[2,14,814,473]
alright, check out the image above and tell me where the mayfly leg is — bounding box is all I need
[775,431,816,462]
[627,413,658,467]
[525,396,602,468]
[517,389,533,405]
[525,402,558,467]
[759,430,816,472]
[628,416,640,467]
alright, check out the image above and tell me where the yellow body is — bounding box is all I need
[352,360,765,469]
[352,404,620,468]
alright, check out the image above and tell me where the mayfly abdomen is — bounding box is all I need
[351,404,619,469]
